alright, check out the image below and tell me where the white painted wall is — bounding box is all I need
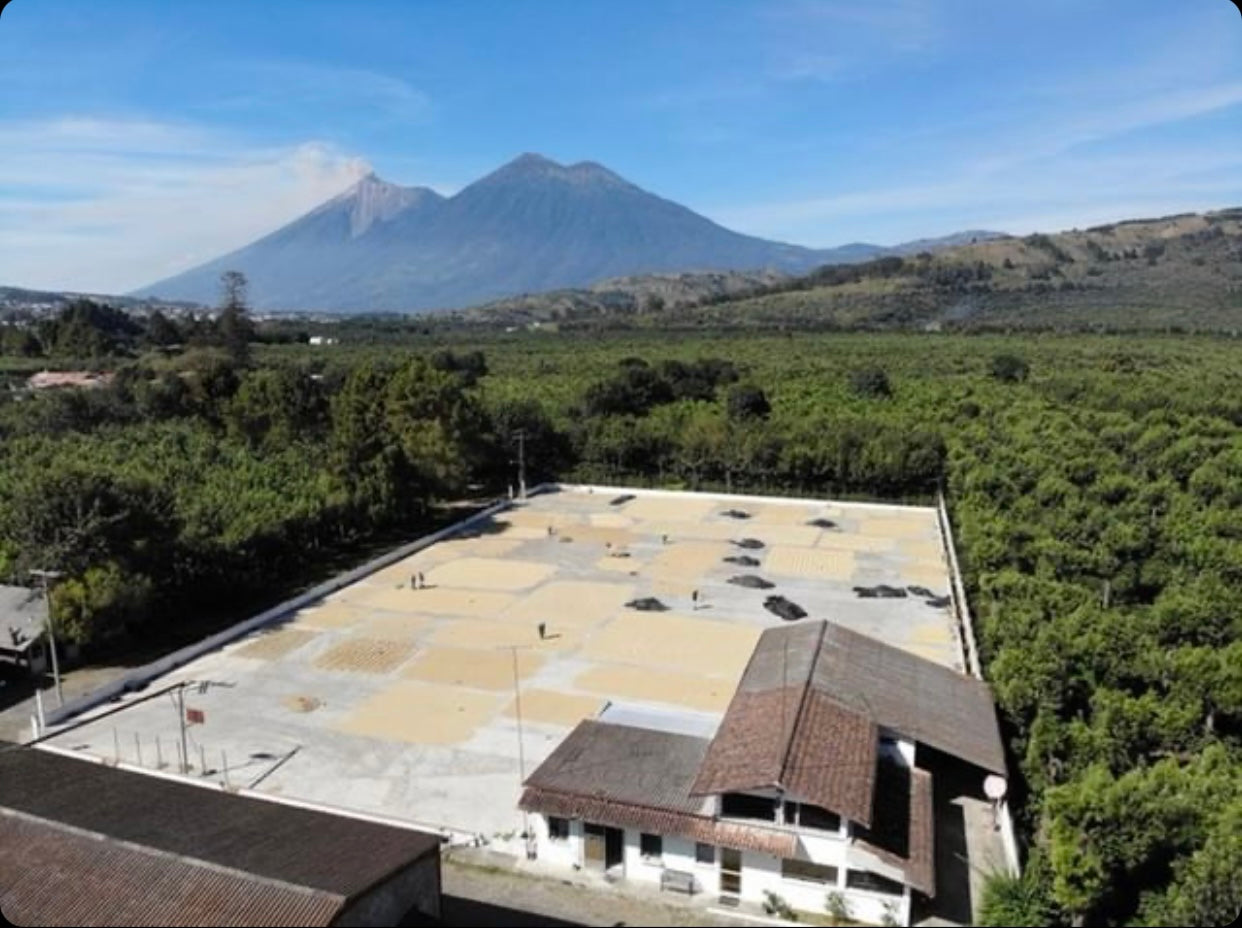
[531,813,581,869]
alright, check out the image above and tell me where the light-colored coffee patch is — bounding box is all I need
[505,580,635,628]
[765,546,856,581]
[639,521,739,542]
[425,557,557,591]
[620,495,718,523]
[404,646,543,690]
[567,526,636,548]
[816,532,898,554]
[581,612,760,679]
[750,503,831,525]
[498,509,583,530]
[900,563,948,590]
[314,637,415,674]
[743,524,823,548]
[899,538,945,562]
[574,664,736,713]
[340,681,501,745]
[291,602,369,630]
[594,556,643,575]
[362,613,432,640]
[362,585,517,617]
[432,619,583,651]
[589,512,633,528]
[649,541,733,577]
[856,513,939,540]
[504,689,604,727]
[233,627,317,661]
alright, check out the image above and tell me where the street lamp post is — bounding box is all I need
[29,569,64,707]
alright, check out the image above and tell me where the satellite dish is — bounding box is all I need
[984,775,1007,801]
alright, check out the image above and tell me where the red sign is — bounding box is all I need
[185,707,205,725]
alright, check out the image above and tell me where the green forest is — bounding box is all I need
[1,300,1240,926]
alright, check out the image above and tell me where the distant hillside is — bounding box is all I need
[0,285,202,319]
[475,209,1242,332]
[132,152,1002,314]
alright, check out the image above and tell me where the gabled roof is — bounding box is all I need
[812,623,1006,775]
[520,720,797,857]
[691,621,1004,818]
[520,718,934,894]
[0,748,441,905]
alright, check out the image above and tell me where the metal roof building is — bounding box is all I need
[0,748,443,927]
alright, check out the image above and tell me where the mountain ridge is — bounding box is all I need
[132,153,1003,313]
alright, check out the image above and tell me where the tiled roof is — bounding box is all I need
[782,689,877,826]
[523,719,711,815]
[692,621,1004,820]
[519,787,796,857]
[521,721,797,857]
[0,811,344,927]
[0,748,441,902]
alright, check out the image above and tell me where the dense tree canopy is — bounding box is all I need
[2,326,1240,925]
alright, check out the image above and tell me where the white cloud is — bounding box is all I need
[0,117,372,292]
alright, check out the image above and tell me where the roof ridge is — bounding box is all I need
[775,619,828,791]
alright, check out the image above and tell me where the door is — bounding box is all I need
[604,827,624,870]
[583,824,607,870]
[720,847,743,898]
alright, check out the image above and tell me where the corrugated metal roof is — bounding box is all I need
[0,749,441,900]
[813,624,1006,775]
[0,811,345,927]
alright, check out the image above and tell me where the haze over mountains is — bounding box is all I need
[134,154,1000,314]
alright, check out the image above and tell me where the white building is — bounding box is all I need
[520,620,1007,926]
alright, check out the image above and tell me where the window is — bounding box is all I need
[695,842,715,865]
[781,858,839,885]
[640,833,663,861]
[721,792,778,822]
[547,816,570,841]
[783,801,841,833]
[846,869,905,897]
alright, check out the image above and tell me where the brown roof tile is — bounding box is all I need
[519,787,796,858]
[783,689,877,826]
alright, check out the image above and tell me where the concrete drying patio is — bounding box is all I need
[42,486,964,845]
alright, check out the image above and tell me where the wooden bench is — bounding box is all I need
[660,868,698,895]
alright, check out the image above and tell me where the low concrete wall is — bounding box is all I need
[552,482,938,515]
[45,497,515,728]
[936,491,1021,878]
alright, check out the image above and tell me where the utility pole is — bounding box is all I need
[501,643,533,853]
[176,683,189,774]
[514,429,528,501]
[29,569,64,707]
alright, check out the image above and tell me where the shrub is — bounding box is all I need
[990,353,1030,383]
[849,365,891,399]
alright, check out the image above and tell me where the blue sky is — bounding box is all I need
[1,0,1241,292]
